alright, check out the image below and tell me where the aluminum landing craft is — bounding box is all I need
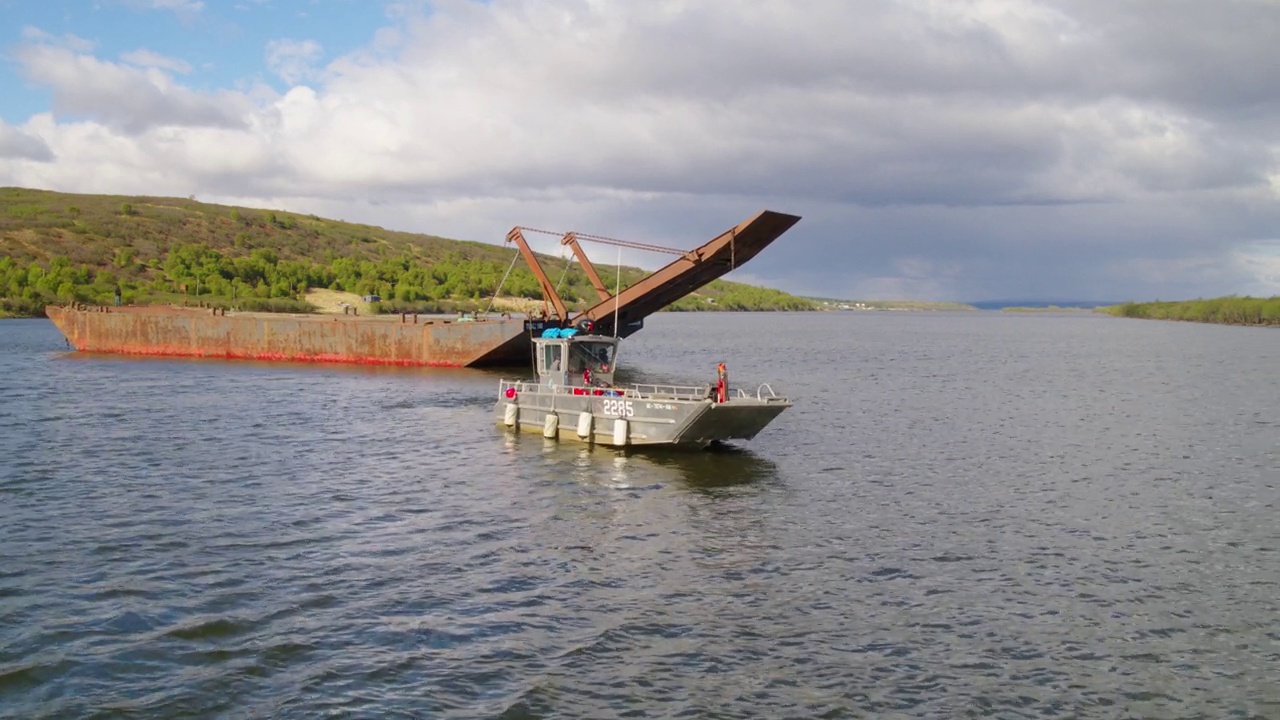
[495,329,791,448]
[45,210,801,368]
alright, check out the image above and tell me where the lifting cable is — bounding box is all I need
[484,248,522,314]
[500,226,691,315]
[555,255,575,293]
[516,226,686,256]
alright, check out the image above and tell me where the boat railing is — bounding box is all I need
[623,383,712,401]
[756,383,790,402]
[500,378,789,404]
[500,380,544,396]
[499,380,629,398]
[499,379,711,401]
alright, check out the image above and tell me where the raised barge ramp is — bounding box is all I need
[46,210,801,367]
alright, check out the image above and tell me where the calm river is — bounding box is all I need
[1,312,1276,718]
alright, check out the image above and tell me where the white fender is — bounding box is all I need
[612,418,628,446]
[576,411,593,439]
[503,402,519,427]
[543,413,559,439]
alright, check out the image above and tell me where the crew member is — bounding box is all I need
[716,362,728,403]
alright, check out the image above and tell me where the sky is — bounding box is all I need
[1,0,1278,303]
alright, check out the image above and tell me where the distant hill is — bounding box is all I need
[809,298,977,311]
[0,187,816,317]
[968,299,1117,310]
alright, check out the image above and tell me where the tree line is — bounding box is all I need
[0,245,564,316]
[1,243,818,317]
[1101,296,1280,326]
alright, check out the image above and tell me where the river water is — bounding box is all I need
[1,312,1276,718]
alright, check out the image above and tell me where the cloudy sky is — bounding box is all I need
[2,0,1278,302]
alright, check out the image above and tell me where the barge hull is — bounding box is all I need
[46,306,531,367]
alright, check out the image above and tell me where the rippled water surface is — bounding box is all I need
[1,312,1277,718]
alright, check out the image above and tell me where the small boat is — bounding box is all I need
[494,328,792,448]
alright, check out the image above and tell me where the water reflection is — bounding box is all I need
[631,443,780,493]
[499,429,779,493]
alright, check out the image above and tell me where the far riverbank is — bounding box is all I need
[1100,296,1279,327]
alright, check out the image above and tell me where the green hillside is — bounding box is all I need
[1100,296,1280,326]
[0,187,816,317]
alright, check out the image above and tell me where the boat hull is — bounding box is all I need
[46,305,534,367]
[493,385,791,448]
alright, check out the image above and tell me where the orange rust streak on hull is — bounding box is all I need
[81,344,468,367]
[46,305,529,368]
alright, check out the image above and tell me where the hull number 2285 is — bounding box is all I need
[601,399,634,417]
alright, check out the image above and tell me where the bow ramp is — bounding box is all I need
[506,210,801,338]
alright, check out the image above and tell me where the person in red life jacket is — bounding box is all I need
[716,362,728,403]
[583,365,592,386]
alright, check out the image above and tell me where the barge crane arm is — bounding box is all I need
[505,227,569,321]
[506,210,800,337]
[561,232,613,303]
[571,210,801,337]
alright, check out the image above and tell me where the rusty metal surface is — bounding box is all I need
[576,210,802,336]
[505,227,569,321]
[561,233,613,302]
[46,306,531,367]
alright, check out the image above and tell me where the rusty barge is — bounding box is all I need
[46,210,801,368]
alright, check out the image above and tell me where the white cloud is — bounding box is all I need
[20,26,95,52]
[1232,241,1280,296]
[16,42,251,133]
[120,49,192,75]
[135,0,204,13]
[265,39,324,85]
[4,0,1280,301]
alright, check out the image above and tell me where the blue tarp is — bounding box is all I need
[540,327,578,338]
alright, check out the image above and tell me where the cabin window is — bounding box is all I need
[541,344,562,373]
[577,342,614,367]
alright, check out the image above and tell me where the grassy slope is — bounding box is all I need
[1098,297,1280,326]
[2,186,543,273]
[0,187,817,315]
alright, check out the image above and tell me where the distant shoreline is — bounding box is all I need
[0,304,970,320]
[1098,297,1279,327]
[1000,306,1096,313]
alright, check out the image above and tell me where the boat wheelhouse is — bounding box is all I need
[495,328,791,448]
